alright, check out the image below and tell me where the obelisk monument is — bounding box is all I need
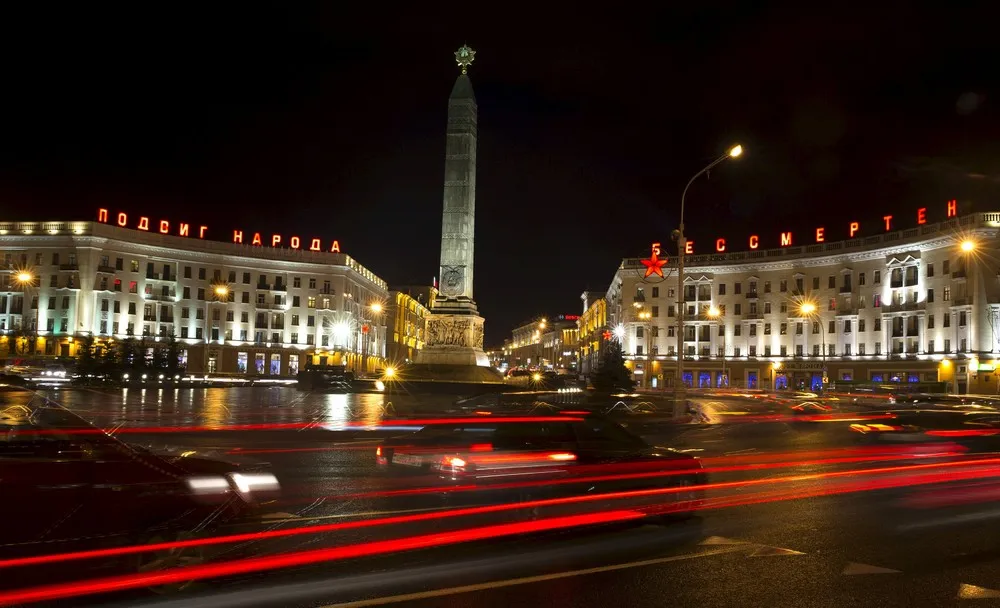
[417,45,490,368]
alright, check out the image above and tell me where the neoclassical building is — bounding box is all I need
[0,219,389,376]
[603,211,1000,394]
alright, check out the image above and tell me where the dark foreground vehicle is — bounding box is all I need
[850,409,1000,452]
[0,395,280,591]
[376,412,706,521]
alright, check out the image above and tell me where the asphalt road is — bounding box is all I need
[19,393,1000,607]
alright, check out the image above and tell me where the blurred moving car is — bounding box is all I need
[376,411,706,521]
[850,409,1000,452]
[0,394,280,591]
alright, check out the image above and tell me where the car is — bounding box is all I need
[849,409,1000,452]
[0,394,280,592]
[375,411,706,521]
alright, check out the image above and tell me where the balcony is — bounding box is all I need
[256,283,271,291]
[143,315,157,322]
[890,280,904,289]
[743,313,763,320]
[951,297,974,307]
[839,285,853,294]
[744,292,759,299]
[58,264,79,271]
[317,288,335,295]
[144,291,176,302]
[906,327,919,336]
[885,301,923,313]
[96,265,116,274]
[891,330,904,338]
[145,273,176,282]
[273,283,287,292]
[952,269,967,279]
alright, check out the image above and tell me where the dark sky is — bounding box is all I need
[2,4,1000,344]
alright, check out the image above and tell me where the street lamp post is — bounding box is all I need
[674,144,742,415]
[706,306,725,387]
[800,301,826,390]
[15,272,38,355]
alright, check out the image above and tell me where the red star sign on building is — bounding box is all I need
[641,242,667,277]
[602,330,612,341]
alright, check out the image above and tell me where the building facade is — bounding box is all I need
[605,211,1000,394]
[578,291,608,379]
[386,286,436,366]
[504,315,580,373]
[0,220,389,376]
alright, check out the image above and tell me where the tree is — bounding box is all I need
[165,333,181,374]
[119,336,138,370]
[76,335,97,375]
[590,339,635,393]
[98,339,121,376]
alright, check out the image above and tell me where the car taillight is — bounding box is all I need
[444,456,467,468]
[376,445,387,465]
[376,446,382,456]
[547,452,577,461]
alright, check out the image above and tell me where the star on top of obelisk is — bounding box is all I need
[455,44,476,74]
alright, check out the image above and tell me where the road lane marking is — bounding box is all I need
[699,536,747,546]
[317,546,746,607]
[959,583,1000,599]
[842,562,900,575]
[747,546,805,557]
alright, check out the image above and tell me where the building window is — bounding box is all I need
[309,278,317,289]
[749,325,756,337]
[780,323,787,335]
[943,287,951,301]
[943,260,950,274]
[748,345,756,357]
[764,323,771,335]
[128,302,137,315]
[307,296,316,308]
[128,281,137,294]
[927,314,934,329]
[875,342,881,355]
[718,284,726,295]
[130,260,139,272]
[844,320,851,333]
[652,287,659,298]
[734,303,742,315]
[813,344,820,356]
[828,321,835,334]
[845,344,852,356]
[859,319,865,332]
[195,327,203,340]
[944,339,951,353]
[961,338,968,352]
[944,313,951,328]
[763,302,771,314]
[796,322,803,335]
[780,345,787,356]
[874,318,881,331]
[254,353,265,374]
[270,354,281,375]
[828,276,835,289]
[927,340,934,353]
[734,325,741,336]
[795,344,803,356]
[651,305,659,317]
[959,311,967,327]
[927,263,934,278]
[779,280,787,292]
[927,288,934,303]
[764,345,771,357]
[197,288,205,300]
[763,281,771,293]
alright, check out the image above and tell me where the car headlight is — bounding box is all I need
[186,475,231,496]
[228,472,280,496]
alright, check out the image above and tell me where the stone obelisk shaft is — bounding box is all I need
[437,73,478,309]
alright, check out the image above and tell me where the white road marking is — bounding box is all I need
[842,562,900,575]
[959,583,1000,599]
[317,547,746,608]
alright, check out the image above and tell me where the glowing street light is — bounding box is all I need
[383,366,395,379]
[798,302,826,389]
[728,144,743,158]
[15,272,33,284]
[214,285,229,297]
[370,302,383,314]
[707,306,722,318]
[961,239,976,253]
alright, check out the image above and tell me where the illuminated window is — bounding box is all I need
[308,296,316,308]
[129,281,137,294]
[131,260,139,272]
[255,353,265,374]
[237,352,248,373]
[943,287,951,301]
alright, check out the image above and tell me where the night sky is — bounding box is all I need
[2,5,999,344]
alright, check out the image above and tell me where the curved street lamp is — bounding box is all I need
[674,144,743,414]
